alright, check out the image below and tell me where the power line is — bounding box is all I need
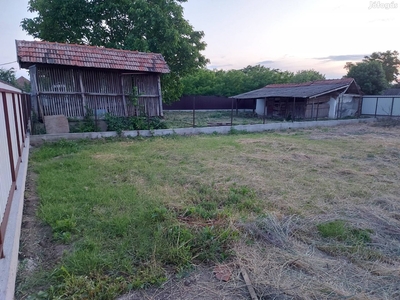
[0,61,17,66]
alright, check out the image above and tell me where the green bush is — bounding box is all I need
[104,114,168,134]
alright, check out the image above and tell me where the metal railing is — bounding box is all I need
[0,83,31,258]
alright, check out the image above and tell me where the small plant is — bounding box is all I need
[317,220,372,244]
[104,113,167,134]
[70,107,99,133]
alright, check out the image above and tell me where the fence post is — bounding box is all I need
[192,96,195,128]
[231,98,234,125]
[12,94,22,158]
[374,98,379,117]
[391,97,394,116]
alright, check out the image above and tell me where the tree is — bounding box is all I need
[290,69,325,83]
[181,65,295,97]
[21,0,208,103]
[346,61,388,94]
[363,51,400,84]
[0,68,17,86]
[181,68,217,96]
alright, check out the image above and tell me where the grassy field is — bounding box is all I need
[17,121,400,299]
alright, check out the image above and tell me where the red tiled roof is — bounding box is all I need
[16,40,170,74]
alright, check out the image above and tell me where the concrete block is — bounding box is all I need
[44,115,69,134]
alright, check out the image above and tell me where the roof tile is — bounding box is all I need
[16,40,170,74]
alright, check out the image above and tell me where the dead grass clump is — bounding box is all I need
[373,117,400,128]
[239,213,300,249]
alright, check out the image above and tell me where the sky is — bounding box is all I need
[1,0,399,79]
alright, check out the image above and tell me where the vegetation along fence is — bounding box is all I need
[361,95,400,117]
[0,83,31,258]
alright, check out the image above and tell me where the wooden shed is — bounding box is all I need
[16,40,170,119]
[231,78,362,120]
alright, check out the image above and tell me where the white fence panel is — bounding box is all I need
[0,84,30,258]
[376,98,393,116]
[362,96,400,117]
[0,100,12,228]
[6,94,19,176]
[392,97,400,116]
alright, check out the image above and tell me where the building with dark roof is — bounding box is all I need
[382,88,400,95]
[231,78,362,120]
[16,40,170,120]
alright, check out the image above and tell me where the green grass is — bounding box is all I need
[317,220,372,243]
[18,124,400,299]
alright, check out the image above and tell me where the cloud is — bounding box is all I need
[206,64,233,70]
[257,60,275,65]
[314,55,367,62]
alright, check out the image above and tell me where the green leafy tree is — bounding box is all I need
[346,61,388,94]
[290,69,325,83]
[0,68,17,86]
[240,65,293,91]
[181,68,217,96]
[363,50,400,83]
[181,65,293,97]
[21,0,208,103]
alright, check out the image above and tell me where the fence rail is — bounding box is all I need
[0,83,31,258]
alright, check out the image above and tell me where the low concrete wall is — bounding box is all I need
[0,136,29,300]
[30,118,376,146]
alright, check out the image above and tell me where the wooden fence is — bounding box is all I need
[31,66,163,119]
[0,82,31,258]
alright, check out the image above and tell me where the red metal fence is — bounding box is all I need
[0,82,31,258]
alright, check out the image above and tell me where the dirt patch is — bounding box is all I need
[118,265,251,300]
[15,170,70,298]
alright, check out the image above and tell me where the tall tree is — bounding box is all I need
[290,69,325,83]
[21,0,208,103]
[363,50,400,84]
[346,61,388,95]
[0,68,17,86]
[181,66,294,97]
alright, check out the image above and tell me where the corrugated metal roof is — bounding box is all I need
[16,40,170,74]
[231,78,356,99]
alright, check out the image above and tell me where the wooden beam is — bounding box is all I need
[120,75,128,117]
[78,71,87,115]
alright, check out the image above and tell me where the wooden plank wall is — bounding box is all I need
[35,67,162,118]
